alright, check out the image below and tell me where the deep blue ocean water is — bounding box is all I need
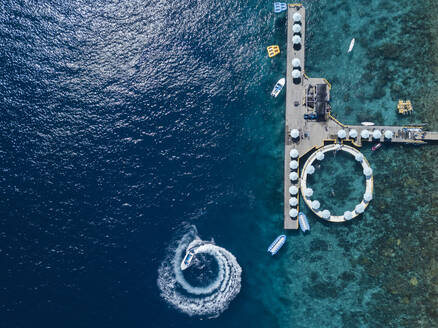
[1,0,438,327]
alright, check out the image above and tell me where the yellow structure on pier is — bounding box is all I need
[267,45,280,58]
[397,100,413,115]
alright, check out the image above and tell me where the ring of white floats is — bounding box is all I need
[299,144,374,222]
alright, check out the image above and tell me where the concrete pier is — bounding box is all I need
[283,4,438,230]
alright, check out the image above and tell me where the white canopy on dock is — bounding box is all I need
[306,165,315,175]
[355,153,364,162]
[289,172,298,181]
[316,152,325,161]
[384,130,394,139]
[292,69,301,79]
[290,148,299,158]
[292,58,301,67]
[355,203,365,214]
[293,24,301,33]
[290,128,300,138]
[290,160,299,170]
[289,185,299,195]
[344,211,353,220]
[304,187,313,197]
[361,129,370,139]
[363,167,373,177]
[364,192,373,202]
[349,129,358,138]
[289,208,298,218]
[292,35,301,44]
[293,12,302,22]
[321,209,330,219]
[337,129,347,139]
[373,130,382,139]
[311,200,320,210]
[289,197,298,206]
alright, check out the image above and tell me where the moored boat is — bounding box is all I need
[372,143,382,151]
[180,248,196,271]
[361,122,375,126]
[271,78,285,97]
[298,212,310,233]
[348,38,355,53]
[267,235,286,255]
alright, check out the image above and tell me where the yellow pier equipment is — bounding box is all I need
[397,100,413,115]
[267,45,280,58]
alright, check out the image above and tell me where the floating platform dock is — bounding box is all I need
[283,4,438,230]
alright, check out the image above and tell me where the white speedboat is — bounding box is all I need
[361,122,375,126]
[348,38,355,53]
[271,78,285,97]
[298,212,310,233]
[180,248,195,271]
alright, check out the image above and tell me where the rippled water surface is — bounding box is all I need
[1,0,438,327]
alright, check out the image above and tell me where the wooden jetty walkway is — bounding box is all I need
[283,4,438,230]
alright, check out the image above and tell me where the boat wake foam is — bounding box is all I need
[157,226,242,318]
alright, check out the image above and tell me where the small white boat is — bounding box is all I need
[267,235,286,255]
[348,38,355,53]
[361,122,375,126]
[180,248,195,271]
[271,78,285,97]
[298,212,310,233]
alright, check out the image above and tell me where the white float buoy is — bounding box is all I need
[290,148,299,158]
[316,152,325,161]
[311,200,320,210]
[292,69,301,79]
[349,129,358,138]
[355,153,364,162]
[321,209,330,219]
[373,130,382,139]
[289,197,298,206]
[289,172,298,181]
[344,211,353,220]
[384,130,393,139]
[355,203,365,214]
[306,165,315,175]
[363,167,373,177]
[292,35,301,44]
[337,129,347,139]
[290,129,300,138]
[289,185,299,195]
[292,24,301,33]
[304,187,313,197]
[361,129,370,139]
[289,208,298,218]
[293,12,302,22]
[292,58,301,67]
[364,192,373,202]
[290,160,299,170]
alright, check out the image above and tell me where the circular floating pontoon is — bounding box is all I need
[361,129,370,139]
[289,197,298,206]
[300,144,373,223]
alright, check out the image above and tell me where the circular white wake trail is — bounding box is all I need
[157,227,242,317]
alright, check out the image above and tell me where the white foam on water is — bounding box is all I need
[157,226,242,318]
